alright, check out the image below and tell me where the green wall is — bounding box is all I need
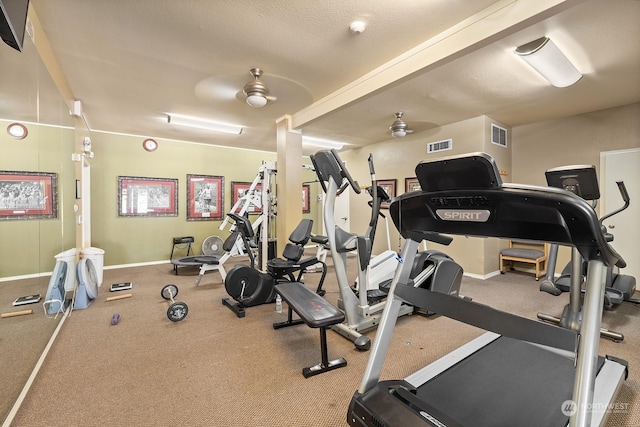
[0,120,76,277]
[1,125,322,278]
[89,132,319,267]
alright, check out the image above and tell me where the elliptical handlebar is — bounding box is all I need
[599,181,630,225]
[333,149,361,195]
[337,181,351,196]
[368,154,379,228]
[310,149,361,195]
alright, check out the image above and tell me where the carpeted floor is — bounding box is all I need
[0,277,63,423]
[5,254,640,426]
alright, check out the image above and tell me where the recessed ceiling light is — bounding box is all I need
[7,122,28,140]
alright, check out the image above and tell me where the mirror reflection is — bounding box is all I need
[0,30,74,423]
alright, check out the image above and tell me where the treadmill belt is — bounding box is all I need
[416,337,574,427]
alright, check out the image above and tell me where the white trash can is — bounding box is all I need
[80,247,105,286]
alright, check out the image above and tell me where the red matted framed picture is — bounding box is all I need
[302,184,311,213]
[117,176,178,217]
[187,174,224,220]
[0,171,57,220]
[377,179,396,209]
[231,181,262,214]
[405,177,421,193]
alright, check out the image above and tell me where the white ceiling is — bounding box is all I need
[2,0,639,154]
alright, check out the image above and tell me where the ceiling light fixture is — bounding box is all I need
[514,36,582,88]
[167,114,243,135]
[6,122,28,139]
[302,136,345,150]
[243,68,276,107]
[390,112,413,138]
[349,21,366,34]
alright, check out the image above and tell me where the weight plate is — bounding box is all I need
[161,284,178,300]
[167,302,188,322]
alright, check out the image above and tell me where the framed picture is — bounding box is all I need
[117,176,178,217]
[302,184,310,213]
[0,171,57,220]
[377,179,397,209]
[187,174,224,220]
[405,177,421,193]
[231,181,262,214]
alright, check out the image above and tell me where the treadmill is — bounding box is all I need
[348,152,628,427]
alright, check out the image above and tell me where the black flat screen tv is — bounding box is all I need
[0,0,30,52]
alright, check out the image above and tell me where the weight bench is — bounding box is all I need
[273,281,347,378]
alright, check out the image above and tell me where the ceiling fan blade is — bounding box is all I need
[265,95,277,102]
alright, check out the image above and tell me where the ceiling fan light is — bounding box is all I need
[246,94,268,108]
[392,129,406,138]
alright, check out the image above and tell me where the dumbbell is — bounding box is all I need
[161,284,188,322]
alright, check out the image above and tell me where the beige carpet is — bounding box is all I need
[6,255,640,426]
[0,277,61,421]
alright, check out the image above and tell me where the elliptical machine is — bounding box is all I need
[537,164,637,341]
[311,149,464,351]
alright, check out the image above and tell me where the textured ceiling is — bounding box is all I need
[1,0,639,154]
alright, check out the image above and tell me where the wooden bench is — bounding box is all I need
[500,239,549,280]
[273,281,347,378]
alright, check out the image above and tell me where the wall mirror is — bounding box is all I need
[0,27,75,423]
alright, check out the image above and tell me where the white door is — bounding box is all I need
[600,148,640,280]
[334,189,350,232]
[322,189,350,235]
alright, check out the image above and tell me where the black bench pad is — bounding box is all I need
[274,281,344,327]
[273,281,347,378]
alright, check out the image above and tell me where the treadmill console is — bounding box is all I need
[545,164,600,200]
[416,152,502,192]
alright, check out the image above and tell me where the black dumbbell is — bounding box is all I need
[161,284,188,322]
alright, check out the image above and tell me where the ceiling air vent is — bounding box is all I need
[427,139,452,154]
[491,124,507,147]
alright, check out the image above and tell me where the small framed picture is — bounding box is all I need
[302,184,310,213]
[117,176,178,217]
[231,181,262,214]
[187,174,224,220]
[405,177,421,193]
[0,171,58,220]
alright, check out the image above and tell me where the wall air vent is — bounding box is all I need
[427,138,452,154]
[491,124,507,147]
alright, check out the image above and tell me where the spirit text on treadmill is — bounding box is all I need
[436,209,490,222]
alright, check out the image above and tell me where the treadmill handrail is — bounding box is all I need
[395,284,577,352]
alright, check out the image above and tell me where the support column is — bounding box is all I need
[276,116,302,255]
[71,112,92,250]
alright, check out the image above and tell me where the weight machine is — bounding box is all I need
[220,160,277,271]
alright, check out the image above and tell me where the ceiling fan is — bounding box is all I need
[389,112,414,138]
[242,68,278,107]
